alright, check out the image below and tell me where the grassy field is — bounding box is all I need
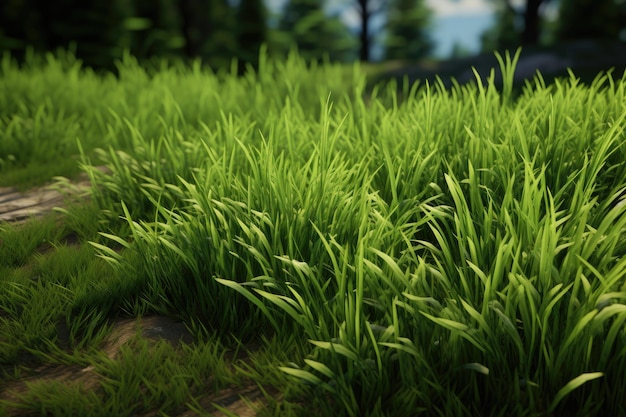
[1,48,626,416]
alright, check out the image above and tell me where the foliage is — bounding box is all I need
[353,0,386,61]
[0,0,245,71]
[122,0,183,60]
[481,3,523,52]
[383,0,433,61]
[236,0,269,70]
[482,0,626,52]
[0,0,129,69]
[557,0,626,41]
[276,0,358,62]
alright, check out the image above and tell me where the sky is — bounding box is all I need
[430,14,495,58]
[425,0,495,16]
[411,0,502,57]
[264,0,560,59]
[266,0,505,59]
[340,0,506,58]
[265,0,513,16]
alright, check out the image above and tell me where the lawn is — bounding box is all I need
[1,48,625,416]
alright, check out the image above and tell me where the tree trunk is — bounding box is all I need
[177,0,212,59]
[358,0,370,61]
[522,0,543,45]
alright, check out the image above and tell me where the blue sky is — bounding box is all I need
[420,0,556,57]
[266,0,507,58]
[402,0,501,58]
[429,14,495,58]
[425,0,496,16]
[264,0,562,59]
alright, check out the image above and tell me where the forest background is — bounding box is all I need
[1,0,625,73]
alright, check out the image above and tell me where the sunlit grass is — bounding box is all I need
[1,48,625,416]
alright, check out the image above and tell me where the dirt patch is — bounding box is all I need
[0,185,78,223]
[1,174,284,416]
[1,316,276,417]
[0,170,103,224]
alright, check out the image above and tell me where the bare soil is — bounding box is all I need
[0,177,280,417]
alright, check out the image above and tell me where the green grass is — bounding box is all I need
[1,48,625,416]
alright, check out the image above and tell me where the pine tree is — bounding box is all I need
[480,0,555,48]
[176,0,209,58]
[277,0,357,62]
[320,13,359,62]
[174,0,237,69]
[236,0,268,70]
[207,0,238,69]
[480,4,520,52]
[383,0,432,61]
[126,0,184,60]
[354,0,386,62]
[278,0,324,59]
[557,0,626,41]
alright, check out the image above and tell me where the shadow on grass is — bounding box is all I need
[372,39,626,93]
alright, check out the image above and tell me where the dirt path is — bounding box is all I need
[0,177,279,417]
[0,180,90,224]
[1,316,274,417]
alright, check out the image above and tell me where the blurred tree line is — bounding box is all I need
[0,0,624,72]
[0,0,432,71]
[482,0,626,52]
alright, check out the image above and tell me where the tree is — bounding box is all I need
[176,0,213,59]
[175,0,236,68]
[481,0,553,49]
[327,0,396,62]
[0,0,243,70]
[521,0,544,45]
[0,0,44,59]
[321,13,359,62]
[125,0,184,60]
[483,0,626,51]
[277,0,356,62]
[557,0,626,41]
[480,3,521,52]
[278,0,324,59]
[0,0,129,69]
[354,0,385,61]
[236,0,268,69]
[207,1,238,69]
[383,0,432,61]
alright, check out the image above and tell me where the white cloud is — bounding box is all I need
[426,0,494,17]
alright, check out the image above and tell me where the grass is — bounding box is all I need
[0,47,625,416]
